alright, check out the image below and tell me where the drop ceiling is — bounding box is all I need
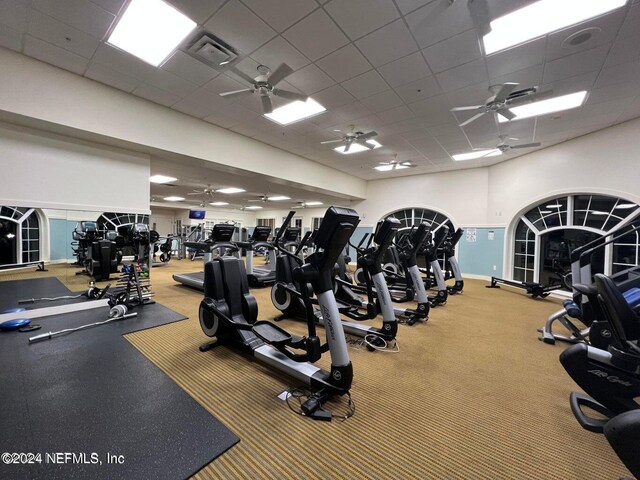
[1,0,640,182]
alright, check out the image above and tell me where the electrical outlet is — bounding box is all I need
[493,265,497,271]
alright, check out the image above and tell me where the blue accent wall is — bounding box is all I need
[49,218,76,260]
[457,228,505,277]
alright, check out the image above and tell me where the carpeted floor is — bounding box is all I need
[1,260,631,479]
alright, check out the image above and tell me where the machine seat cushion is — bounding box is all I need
[562,299,582,319]
[623,288,640,308]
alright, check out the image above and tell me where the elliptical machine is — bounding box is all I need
[199,207,360,420]
[422,226,450,307]
[75,221,119,281]
[441,228,464,294]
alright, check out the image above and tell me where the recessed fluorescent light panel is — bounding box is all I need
[218,187,245,194]
[210,201,229,206]
[334,140,382,155]
[452,149,502,161]
[163,196,185,201]
[483,0,628,55]
[374,164,410,171]
[264,98,326,125]
[304,201,323,206]
[149,175,177,184]
[498,91,588,123]
[615,203,637,210]
[108,0,197,66]
[268,196,290,201]
[546,204,562,208]
[245,206,263,210]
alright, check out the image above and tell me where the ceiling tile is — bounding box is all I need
[133,84,181,107]
[333,101,371,122]
[144,68,198,97]
[545,8,626,62]
[316,44,371,82]
[23,34,89,74]
[88,0,125,15]
[0,0,26,30]
[489,64,544,89]
[586,81,640,106]
[405,0,475,49]
[161,51,220,86]
[166,0,225,24]
[0,23,23,51]
[394,75,441,103]
[285,63,335,95]
[377,51,431,88]
[360,89,404,113]
[434,58,487,91]
[596,59,640,89]
[542,45,609,84]
[312,84,356,109]
[249,36,309,71]
[407,93,450,119]
[395,0,432,15]
[31,0,115,38]
[172,88,227,118]
[445,82,491,109]
[376,105,415,124]
[604,17,640,69]
[281,9,348,61]
[341,70,388,99]
[422,28,481,74]
[85,62,140,92]
[241,0,317,32]
[204,0,276,54]
[202,72,246,94]
[355,19,418,67]
[92,43,157,80]
[324,0,399,41]
[486,37,546,79]
[27,10,100,59]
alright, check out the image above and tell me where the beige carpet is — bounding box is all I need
[1,260,631,479]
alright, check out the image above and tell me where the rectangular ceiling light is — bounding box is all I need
[452,149,502,161]
[108,0,197,67]
[615,203,637,210]
[218,187,246,194]
[268,196,290,201]
[483,0,628,55]
[210,201,229,206]
[163,196,185,201]
[334,139,382,155]
[150,174,177,183]
[374,164,410,171]
[264,98,326,125]
[497,91,587,122]
[245,206,263,210]
[305,201,323,206]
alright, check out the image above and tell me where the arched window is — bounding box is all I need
[512,195,639,288]
[0,206,41,266]
[385,208,454,233]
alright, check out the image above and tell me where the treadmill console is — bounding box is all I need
[252,226,272,242]
[80,221,97,232]
[211,224,236,242]
[283,227,301,242]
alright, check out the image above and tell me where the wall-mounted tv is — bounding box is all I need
[189,210,206,220]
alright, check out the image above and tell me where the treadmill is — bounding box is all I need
[239,226,277,287]
[173,224,238,290]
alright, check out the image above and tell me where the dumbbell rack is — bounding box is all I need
[113,264,155,307]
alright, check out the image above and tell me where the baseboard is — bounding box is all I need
[461,273,492,281]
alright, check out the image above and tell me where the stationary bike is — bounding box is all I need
[199,207,360,421]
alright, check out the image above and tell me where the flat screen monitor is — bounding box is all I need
[189,210,206,220]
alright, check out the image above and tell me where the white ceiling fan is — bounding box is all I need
[474,135,542,157]
[187,184,217,198]
[321,125,379,152]
[451,83,554,127]
[376,154,415,171]
[219,63,308,114]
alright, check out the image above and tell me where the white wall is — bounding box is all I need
[150,206,258,233]
[0,47,366,200]
[0,122,150,212]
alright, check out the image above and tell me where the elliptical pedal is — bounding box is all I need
[252,321,293,347]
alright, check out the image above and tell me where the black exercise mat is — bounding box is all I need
[0,303,239,480]
[0,277,72,312]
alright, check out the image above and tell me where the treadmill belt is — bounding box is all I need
[0,277,72,312]
[0,302,239,480]
[173,272,205,291]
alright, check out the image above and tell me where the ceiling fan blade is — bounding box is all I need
[228,67,257,86]
[187,192,203,195]
[261,95,273,114]
[268,63,294,85]
[320,139,345,144]
[355,140,375,150]
[219,88,254,98]
[358,130,378,140]
[508,89,555,106]
[273,89,308,102]
[451,105,483,111]
[247,199,262,202]
[497,108,517,121]
[493,82,520,102]
[458,111,487,127]
[511,142,542,149]
[344,142,352,153]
